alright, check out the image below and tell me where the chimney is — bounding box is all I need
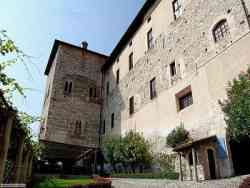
[81,41,88,49]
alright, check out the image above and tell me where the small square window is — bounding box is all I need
[150,77,157,99]
[176,86,193,111]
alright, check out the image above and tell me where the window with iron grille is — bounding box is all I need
[213,20,230,42]
[173,0,183,20]
[116,69,120,85]
[111,113,115,129]
[176,86,193,111]
[179,92,193,110]
[147,28,154,49]
[129,96,134,115]
[150,77,157,99]
[129,53,133,71]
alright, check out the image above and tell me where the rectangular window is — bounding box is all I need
[89,88,93,98]
[129,96,134,115]
[176,86,193,111]
[111,113,115,129]
[150,77,157,99]
[170,61,177,77]
[103,120,106,135]
[173,0,182,20]
[116,69,120,85]
[129,53,133,71]
[106,82,110,96]
[147,29,154,49]
[64,81,73,95]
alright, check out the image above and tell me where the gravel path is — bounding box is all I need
[112,175,249,188]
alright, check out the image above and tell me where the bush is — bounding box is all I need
[102,130,153,173]
[166,124,190,148]
[111,172,179,180]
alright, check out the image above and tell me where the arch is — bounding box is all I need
[212,19,230,42]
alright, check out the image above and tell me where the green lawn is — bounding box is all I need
[34,177,94,188]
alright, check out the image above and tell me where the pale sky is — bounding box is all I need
[0,0,145,138]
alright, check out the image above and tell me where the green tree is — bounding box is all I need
[123,130,153,173]
[102,136,124,172]
[220,67,250,141]
[166,124,190,148]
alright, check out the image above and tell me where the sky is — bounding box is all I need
[0,0,145,138]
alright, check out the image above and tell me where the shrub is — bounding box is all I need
[166,124,190,148]
[111,172,179,180]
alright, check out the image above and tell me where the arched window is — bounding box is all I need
[213,19,230,42]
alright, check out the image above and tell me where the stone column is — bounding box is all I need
[27,155,33,179]
[14,133,25,183]
[21,150,31,183]
[178,153,183,181]
[0,112,15,183]
[192,148,198,182]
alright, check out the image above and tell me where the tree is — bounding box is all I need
[102,136,124,172]
[102,130,153,173]
[122,130,152,173]
[220,67,250,141]
[166,124,190,148]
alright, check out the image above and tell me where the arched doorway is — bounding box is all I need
[207,149,216,179]
[230,136,250,175]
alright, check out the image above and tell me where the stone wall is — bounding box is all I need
[41,44,106,150]
[102,0,250,178]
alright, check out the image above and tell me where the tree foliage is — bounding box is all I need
[220,67,250,141]
[0,30,41,157]
[102,130,153,173]
[166,124,190,148]
[0,30,26,100]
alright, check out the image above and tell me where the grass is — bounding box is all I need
[34,177,94,188]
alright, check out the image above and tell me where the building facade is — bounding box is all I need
[40,0,250,180]
[39,40,107,165]
[101,0,250,180]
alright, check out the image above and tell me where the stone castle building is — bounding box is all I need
[40,0,250,180]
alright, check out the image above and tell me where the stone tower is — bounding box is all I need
[39,40,107,164]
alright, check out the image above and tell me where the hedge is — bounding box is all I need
[111,172,179,180]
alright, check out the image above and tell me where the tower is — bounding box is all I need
[39,40,107,168]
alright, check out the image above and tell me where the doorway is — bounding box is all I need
[230,137,250,175]
[207,149,216,179]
